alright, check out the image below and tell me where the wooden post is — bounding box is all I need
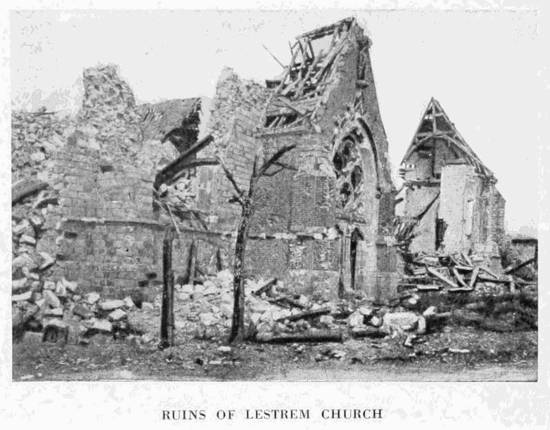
[215,248,224,272]
[160,226,176,349]
[188,240,196,285]
[337,229,345,298]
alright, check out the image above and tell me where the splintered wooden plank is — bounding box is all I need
[461,252,473,266]
[297,17,354,40]
[469,266,480,289]
[274,45,300,94]
[452,268,469,288]
[256,331,343,344]
[427,267,458,288]
[504,257,536,275]
[277,97,306,116]
[295,51,324,97]
[416,284,441,291]
[275,307,331,322]
[448,287,474,293]
[479,266,499,279]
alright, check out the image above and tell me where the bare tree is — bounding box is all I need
[219,144,296,343]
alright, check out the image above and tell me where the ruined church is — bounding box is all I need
[12,17,506,307]
[155,17,398,301]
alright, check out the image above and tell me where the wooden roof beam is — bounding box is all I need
[154,134,215,188]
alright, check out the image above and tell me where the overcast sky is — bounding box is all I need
[10,9,544,233]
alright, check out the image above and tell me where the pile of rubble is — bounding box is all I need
[148,270,452,347]
[13,182,60,340]
[13,275,139,345]
[11,108,74,181]
[11,184,139,345]
[398,251,537,296]
[12,175,148,346]
[14,260,536,349]
[164,254,537,346]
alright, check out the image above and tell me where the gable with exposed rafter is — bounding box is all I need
[401,98,494,180]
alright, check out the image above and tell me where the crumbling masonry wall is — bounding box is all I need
[401,99,506,262]
[439,164,505,260]
[169,20,398,302]
[179,68,273,221]
[16,65,182,298]
[404,186,439,253]
[205,19,398,301]
[13,20,400,302]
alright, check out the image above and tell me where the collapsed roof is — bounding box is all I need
[264,17,367,129]
[138,98,202,153]
[401,98,495,179]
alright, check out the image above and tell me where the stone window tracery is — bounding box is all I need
[332,131,364,210]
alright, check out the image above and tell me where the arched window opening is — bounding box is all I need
[351,165,363,189]
[340,182,352,207]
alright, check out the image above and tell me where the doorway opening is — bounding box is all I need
[350,228,364,290]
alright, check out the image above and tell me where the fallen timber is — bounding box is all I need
[256,330,344,344]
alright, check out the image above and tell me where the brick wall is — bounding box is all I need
[196,68,272,228]
[23,65,184,297]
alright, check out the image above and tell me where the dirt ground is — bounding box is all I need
[12,327,537,381]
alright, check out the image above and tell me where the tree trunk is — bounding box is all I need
[160,227,175,349]
[229,198,254,344]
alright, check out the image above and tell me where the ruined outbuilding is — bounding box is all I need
[398,98,505,265]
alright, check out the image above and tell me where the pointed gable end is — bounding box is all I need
[401,98,494,180]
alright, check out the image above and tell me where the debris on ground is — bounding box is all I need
[12,184,537,350]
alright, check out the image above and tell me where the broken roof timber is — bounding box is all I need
[154,134,216,188]
[401,98,495,179]
[264,18,364,130]
[297,17,355,40]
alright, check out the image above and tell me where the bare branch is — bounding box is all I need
[262,166,286,177]
[228,195,245,206]
[257,144,297,178]
[217,157,244,197]
[273,161,297,171]
[251,154,259,179]
[262,44,285,69]
[248,153,260,191]
[189,210,209,230]
[165,203,181,236]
